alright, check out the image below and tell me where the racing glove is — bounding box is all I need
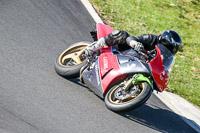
[129,40,144,51]
[85,37,108,56]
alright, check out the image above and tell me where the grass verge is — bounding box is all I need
[89,0,200,107]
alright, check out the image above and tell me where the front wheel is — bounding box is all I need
[54,42,90,78]
[105,82,152,112]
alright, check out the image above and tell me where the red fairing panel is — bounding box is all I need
[96,23,126,94]
[99,47,126,94]
[149,46,169,92]
[96,23,114,39]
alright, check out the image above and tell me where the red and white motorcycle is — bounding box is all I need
[54,23,175,112]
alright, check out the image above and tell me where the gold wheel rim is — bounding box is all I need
[58,44,88,67]
[108,82,145,104]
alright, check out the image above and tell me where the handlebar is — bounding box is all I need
[137,49,157,61]
[138,50,149,59]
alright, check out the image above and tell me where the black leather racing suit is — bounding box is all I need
[104,30,160,51]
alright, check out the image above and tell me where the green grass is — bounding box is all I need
[89,0,200,107]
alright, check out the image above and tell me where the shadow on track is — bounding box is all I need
[67,78,105,100]
[119,104,197,133]
[67,78,88,88]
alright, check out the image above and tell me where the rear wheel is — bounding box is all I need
[54,42,90,78]
[105,82,152,112]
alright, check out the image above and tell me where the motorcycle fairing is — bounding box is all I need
[99,47,127,94]
[81,47,127,98]
[149,46,169,92]
[81,23,117,98]
[81,59,105,98]
[82,47,154,98]
[117,55,152,76]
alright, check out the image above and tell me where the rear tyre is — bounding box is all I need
[54,42,90,78]
[105,82,152,112]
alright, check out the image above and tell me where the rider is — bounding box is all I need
[85,30,182,56]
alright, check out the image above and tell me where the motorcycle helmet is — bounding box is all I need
[159,30,182,55]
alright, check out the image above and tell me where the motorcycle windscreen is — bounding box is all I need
[157,44,175,76]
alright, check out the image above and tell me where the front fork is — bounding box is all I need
[121,75,137,92]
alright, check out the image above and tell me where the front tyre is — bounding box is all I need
[105,82,152,112]
[54,42,90,78]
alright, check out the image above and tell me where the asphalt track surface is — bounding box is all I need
[0,0,197,133]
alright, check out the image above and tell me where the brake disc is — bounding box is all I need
[114,85,139,100]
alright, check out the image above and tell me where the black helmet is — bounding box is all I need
[159,30,182,55]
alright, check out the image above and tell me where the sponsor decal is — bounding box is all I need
[103,57,108,69]
[95,65,100,86]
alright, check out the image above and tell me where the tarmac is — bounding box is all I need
[80,0,200,132]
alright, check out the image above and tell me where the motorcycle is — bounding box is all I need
[54,23,175,112]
